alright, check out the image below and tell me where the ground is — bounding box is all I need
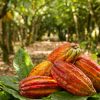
[0,41,67,76]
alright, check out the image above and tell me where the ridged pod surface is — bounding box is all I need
[51,60,96,96]
[28,60,53,76]
[19,76,59,98]
[47,42,79,63]
[75,56,100,91]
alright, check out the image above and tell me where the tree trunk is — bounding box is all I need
[88,0,99,41]
[1,21,9,63]
[57,26,66,41]
[71,2,79,41]
[8,22,14,54]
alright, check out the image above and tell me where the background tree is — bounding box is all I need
[0,0,100,63]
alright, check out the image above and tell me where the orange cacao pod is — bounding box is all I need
[19,76,59,98]
[75,56,100,91]
[47,42,80,63]
[51,60,96,96]
[28,60,53,76]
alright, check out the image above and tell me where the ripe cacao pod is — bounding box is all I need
[51,60,96,96]
[75,56,100,91]
[28,60,53,77]
[19,76,59,98]
[47,42,80,63]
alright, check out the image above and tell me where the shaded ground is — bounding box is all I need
[0,41,66,76]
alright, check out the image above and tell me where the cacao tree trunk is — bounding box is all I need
[1,21,9,63]
[57,26,66,41]
[71,1,79,41]
[88,0,99,42]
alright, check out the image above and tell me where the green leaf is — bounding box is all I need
[0,76,19,91]
[88,93,100,100]
[0,76,34,100]
[0,91,11,100]
[1,85,27,100]
[42,91,88,100]
[13,48,34,80]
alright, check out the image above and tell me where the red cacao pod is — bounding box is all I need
[19,76,59,98]
[51,60,96,96]
[47,42,80,63]
[75,56,100,91]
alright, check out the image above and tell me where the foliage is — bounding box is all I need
[0,91,11,100]
[0,76,19,91]
[0,48,35,100]
[0,76,26,100]
[13,48,34,80]
[42,91,88,100]
[0,0,100,63]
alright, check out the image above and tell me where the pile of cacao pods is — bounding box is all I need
[19,42,100,99]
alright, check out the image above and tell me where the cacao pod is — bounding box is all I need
[51,60,96,96]
[28,60,53,76]
[47,42,80,63]
[19,76,59,98]
[75,56,100,91]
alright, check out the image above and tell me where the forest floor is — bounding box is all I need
[0,41,67,76]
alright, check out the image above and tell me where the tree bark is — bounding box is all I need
[88,0,99,40]
[0,21,9,63]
